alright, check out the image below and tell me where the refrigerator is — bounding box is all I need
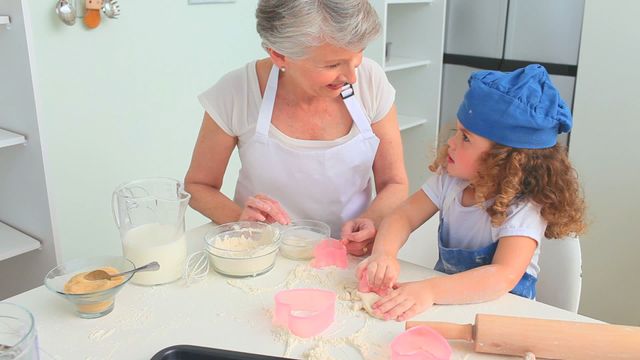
[440,0,585,147]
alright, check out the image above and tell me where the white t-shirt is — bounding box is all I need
[422,172,545,277]
[197,57,396,149]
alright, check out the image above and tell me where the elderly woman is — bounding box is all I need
[185,0,408,256]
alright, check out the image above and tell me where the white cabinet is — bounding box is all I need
[0,128,26,149]
[445,0,508,58]
[0,223,41,262]
[366,0,446,267]
[0,0,56,299]
[0,127,37,263]
[504,0,584,65]
[367,0,446,191]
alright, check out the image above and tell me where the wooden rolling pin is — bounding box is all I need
[406,314,640,359]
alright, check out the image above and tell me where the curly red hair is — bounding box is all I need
[429,143,586,239]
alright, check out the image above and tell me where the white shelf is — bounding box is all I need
[0,222,41,261]
[387,0,433,4]
[384,57,432,72]
[398,115,428,131]
[0,128,26,149]
[0,15,10,26]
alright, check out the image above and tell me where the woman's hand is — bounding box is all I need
[356,252,400,294]
[239,194,290,224]
[372,280,435,321]
[341,218,376,256]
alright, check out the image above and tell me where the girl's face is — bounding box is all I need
[446,120,492,180]
[275,43,364,98]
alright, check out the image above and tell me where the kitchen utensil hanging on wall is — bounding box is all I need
[102,0,120,19]
[55,0,76,26]
[83,0,102,29]
[54,0,121,28]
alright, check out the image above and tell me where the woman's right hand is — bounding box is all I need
[356,252,400,295]
[239,194,291,225]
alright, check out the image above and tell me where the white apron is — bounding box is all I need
[234,65,380,237]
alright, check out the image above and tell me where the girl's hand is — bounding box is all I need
[373,280,435,321]
[341,218,376,256]
[239,194,290,224]
[356,253,400,294]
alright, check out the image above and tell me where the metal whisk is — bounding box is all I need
[184,250,209,286]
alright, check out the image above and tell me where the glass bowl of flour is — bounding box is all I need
[204,222,281,277]
[279,220,331,260]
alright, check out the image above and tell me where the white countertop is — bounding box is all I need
[6,223,599,360]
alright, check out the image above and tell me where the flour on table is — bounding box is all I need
[88,328,115,342]
[227,264,331,295]
[230,262,386,359]
[273,317,375,360]
[304,341,335,360]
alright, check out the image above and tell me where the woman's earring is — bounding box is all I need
[280,67,286,72]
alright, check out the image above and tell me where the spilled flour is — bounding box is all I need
[230,263,385,359]
[272,318,375,360]
[227,264,330,294]
[88,328,116,342]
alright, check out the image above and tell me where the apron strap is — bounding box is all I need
[441,181,458,217]
[340,84,374,136]
[256,66,374,137]
[256,65,281,136]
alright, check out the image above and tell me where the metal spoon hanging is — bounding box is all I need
[102,0,120,19]
[55,0,76,26]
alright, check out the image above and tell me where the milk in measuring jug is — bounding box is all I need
[123,223,186,285]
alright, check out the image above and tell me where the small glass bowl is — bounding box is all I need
[0,303,38,359]
[44,256,135,319]
[204,221,281,277]
[280,220,331,260]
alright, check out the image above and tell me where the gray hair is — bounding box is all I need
[256,0,381,59]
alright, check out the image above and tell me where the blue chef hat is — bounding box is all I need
[457,64,572,149]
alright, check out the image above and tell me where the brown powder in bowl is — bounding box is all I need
[64,267,125,313]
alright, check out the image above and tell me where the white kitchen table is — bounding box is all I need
[6,223,600,360]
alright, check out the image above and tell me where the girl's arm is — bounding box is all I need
[357,190,439,291]
[374,235,538,321]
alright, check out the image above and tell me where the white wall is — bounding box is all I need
[24,0,262,262]
[571,0,640,325]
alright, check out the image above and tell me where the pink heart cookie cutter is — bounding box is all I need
[273,288,336,338]
[310,238,348,269]
[390,325,452,360]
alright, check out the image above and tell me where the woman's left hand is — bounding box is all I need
[372,280,435,321]
[341,218,376,256]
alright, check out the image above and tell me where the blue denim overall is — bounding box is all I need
[433,187,537,299]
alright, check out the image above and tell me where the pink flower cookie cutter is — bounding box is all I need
[273,288,336,338]
[391,325,452,360]
[310,238,348,269]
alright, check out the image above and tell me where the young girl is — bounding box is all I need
[357,64,586,321]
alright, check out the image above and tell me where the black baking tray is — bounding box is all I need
[151,345,294,360]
